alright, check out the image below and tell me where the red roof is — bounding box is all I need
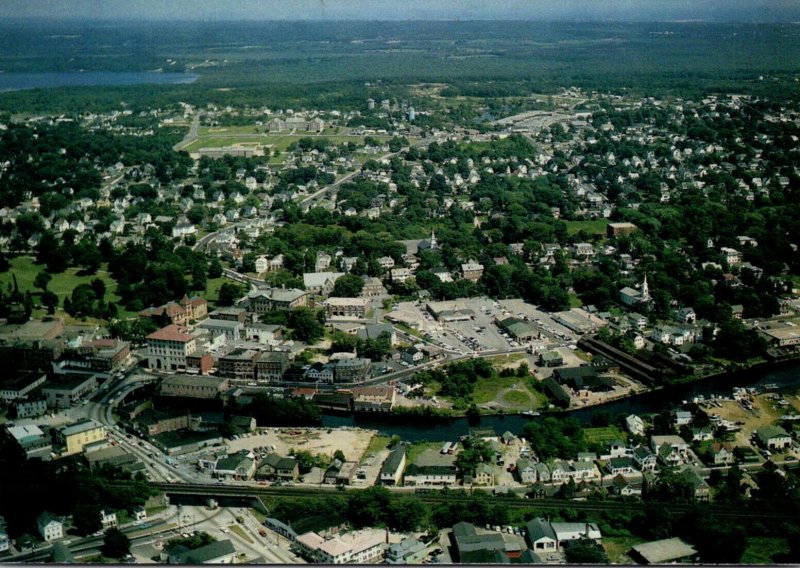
[146,324,194,343]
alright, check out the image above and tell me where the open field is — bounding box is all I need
[602,536,644,564]
[741,536,791,564]
[563,219,608,236]
[226,427,375,462]
[2,256,121,303]
[585,426,627,445]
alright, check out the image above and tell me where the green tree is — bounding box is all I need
[73,503,102,535]
[208,257,224,278]
[217,282,243,307]
[33,271,52,292]
[288,307,325,343]
[101,528,131,559]
[331,273,364,297]
[564,541,609,564]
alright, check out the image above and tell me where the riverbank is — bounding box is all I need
[321,356,800,441]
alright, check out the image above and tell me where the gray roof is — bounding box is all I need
[170,539,236,564]
[525,518,556,543]
[631,538,697,564]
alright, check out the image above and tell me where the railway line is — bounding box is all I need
[152,482,799,522]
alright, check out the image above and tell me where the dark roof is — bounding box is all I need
[526,518,556,543]
[381,446,406,476]
[170,539,236,564]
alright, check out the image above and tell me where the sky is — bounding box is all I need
[1,0,799,22]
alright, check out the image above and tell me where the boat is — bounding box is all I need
[522,410,541,417]
[763,383,779,391]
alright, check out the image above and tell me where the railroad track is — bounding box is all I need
[152,483,799,521]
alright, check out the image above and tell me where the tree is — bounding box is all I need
[101,528,130,559]
[217,282,243,307]
[288,307,325,343]
[564,541,609,564]
[333,449,346,462]
[331,273,364,297]
[41,290,59,314]
[208,257,223,278]
[33,271,52,292]
[73,503,102,535]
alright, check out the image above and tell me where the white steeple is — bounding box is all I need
[430,229,437,250]
[641,273,650,300]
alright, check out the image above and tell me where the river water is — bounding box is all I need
[321,360,800,441]
[0,71,198,92]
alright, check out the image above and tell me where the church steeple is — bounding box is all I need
[430,229,437,250]
[641,273,650,300]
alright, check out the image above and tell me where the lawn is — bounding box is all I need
[2,256,121,303]
[407,441,441,464]
[563,219,608,236]
[741,537,790,564]
[602,536,645,564]
[204,277,228,305]
[362,435,391,458]
[585,426,627,445]
[473,375,524,404]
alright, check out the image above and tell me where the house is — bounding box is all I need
[168,539,237,564]
[37,512,64,542]
[535,462,551,483]
[630,537,698,565]
[756,425,792,450]
[133,506,147,522]
[651,435,689,466]
[257,454,300,481]
[632,446,657,472]
[710,443,735,465]
[626,414,645,437]
[611,475,642,497]
[674,410,693,427]
[303,272,344,296]
[385,537,427,564]
[467,463,495,486]
[538,350,563,367]
[606,457,637,477]
[460,261,484,283]
[214,450,256,480]
[100,510,118,530]
[515,459,537,484]
[380,445,407,485]
[681,468,711,501]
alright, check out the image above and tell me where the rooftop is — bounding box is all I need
[631,537,697,564]
[146,324,194,343]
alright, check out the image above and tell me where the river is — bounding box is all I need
[0,71,198,92]
[321,359,800,441]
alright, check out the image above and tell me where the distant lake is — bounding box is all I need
[0,71,198,92]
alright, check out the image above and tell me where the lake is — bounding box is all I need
[322,359,800,441]
[0,71,198,92]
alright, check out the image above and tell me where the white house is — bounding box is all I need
[37,512,63,542]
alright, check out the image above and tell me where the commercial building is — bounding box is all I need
[57,420,105,456]
[607,222,638,238]
[266,117,324,133]
[217,348,260,382]
[160,375,230,399]
[146,325,197,372]
[352,386,395,412]
[630,538,698,565]
[14,398,48,419]
[380,445,407,485]
[325,297,369,319]
[41,375,98,409]
[0,373,46,403]
[243,288,308,313]
[255,351,291,382]
[7,424,52,459]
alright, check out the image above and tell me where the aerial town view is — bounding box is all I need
[1,0,800,565]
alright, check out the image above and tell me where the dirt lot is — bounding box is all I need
[711,392,800,448]
[226,427,376,462]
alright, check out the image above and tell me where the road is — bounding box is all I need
[173,112,202,152]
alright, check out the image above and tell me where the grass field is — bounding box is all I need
[1,256,121,303]
[204,277,228,305]
[407,441,441,464]
[585,426,627,445]
[603,536,645,564]
[564,219,608,236]
[741,537,790,564]
[186,128,394,154]
[362,435,391,458]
